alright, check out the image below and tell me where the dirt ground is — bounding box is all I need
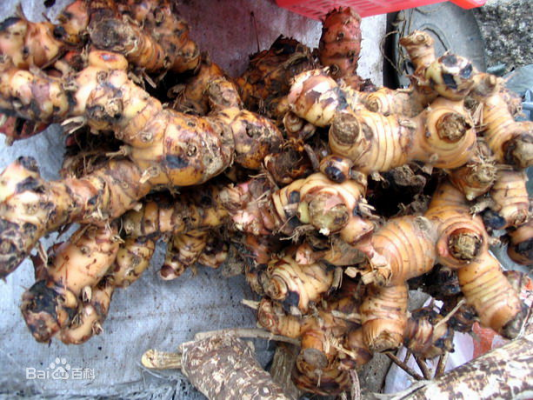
[475,0,533,73]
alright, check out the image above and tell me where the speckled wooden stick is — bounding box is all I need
[269,343,302,400]
[179,335,290,400]
[392,332,533,399]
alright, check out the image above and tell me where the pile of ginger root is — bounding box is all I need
[0,1,532,396]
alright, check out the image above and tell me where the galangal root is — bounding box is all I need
[0,3,530,397]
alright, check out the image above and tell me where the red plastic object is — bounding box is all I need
[275,0,486,20]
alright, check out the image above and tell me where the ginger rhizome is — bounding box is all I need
[171,59,226,115]
[0,156,149,279]
[359,216,437,351]
[255,278,454,394]
[255,279,369,395]
[42,0,201,75]
[0,14,63,69]
[474,169,530,230]
[161,230,209,280]
[222,172,373,243]
[261,255,335,313]
[362,31,437,117]
[23,221,156,344]
[90,0,201,74]
[343,180,525,349]
[426,181,525,338]
[318,7,362,89]
[288,56,478,175]
[22,224,118,343]
[457,251,526,339]
[471,73,533,168]
[0,50,282,277]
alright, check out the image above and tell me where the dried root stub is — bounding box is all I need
[264,144,315,186]
[296,173,371,240]
[235,35,315,120]
[413,264,462,301]
[411,266,478,334]
[404,307,455,360]
[442,297,478,334]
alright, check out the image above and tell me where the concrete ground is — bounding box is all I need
[474,0,533,74]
